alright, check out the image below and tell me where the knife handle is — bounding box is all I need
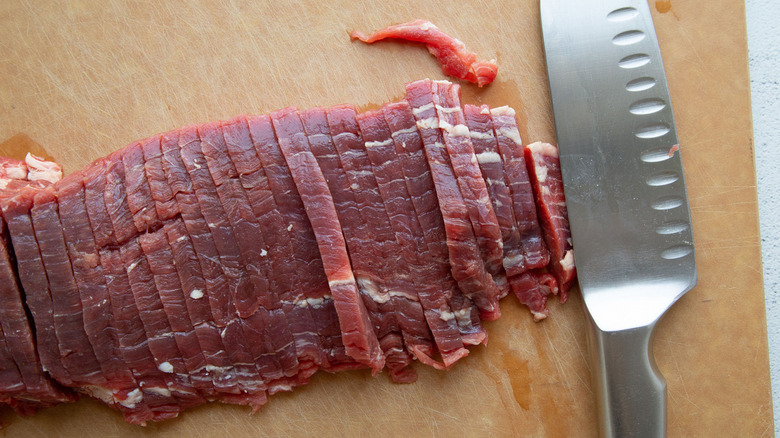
[585,306,666,438]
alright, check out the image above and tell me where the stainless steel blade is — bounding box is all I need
[540,1,697,437]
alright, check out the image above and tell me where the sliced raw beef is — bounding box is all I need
[321,105,413,382]
[354,108,441,371]
[141,135,179,221]
[83,158,182,422]
[432,81,504,316]
[176,126,265,397]
[525,142,576,299]
[246,114,342,381]
[382,100,481,361]
[0,212,74,414]
[31,189,108,389]
[405,79,500,321]
[138,227,216,400]
[123,140,160,233]
[0,79,575,424]
[0,325,25,409]
[2,187,69,386]
[220,116,308,390]
[509,272,558,321]
[490,106,550,271]
[463,104,525,281]
[161,220,233,397]
[99,246,183,421]
[272,107,384,373]
[350,19,498,87]
[56,175,146,412]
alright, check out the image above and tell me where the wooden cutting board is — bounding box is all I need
[0,0,772,436]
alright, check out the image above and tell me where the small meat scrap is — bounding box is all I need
[350,19,498,87]
[0,157,28,180]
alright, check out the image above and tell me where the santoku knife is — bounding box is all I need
[540,1,697,437]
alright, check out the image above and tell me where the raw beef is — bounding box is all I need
[525,142,576,298]
[350,19,498,87]
[0,79,575,424]
[405,79,502,321]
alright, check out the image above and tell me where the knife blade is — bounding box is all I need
[540,1,697,437]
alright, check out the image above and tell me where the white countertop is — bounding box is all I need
[746,0,779,434]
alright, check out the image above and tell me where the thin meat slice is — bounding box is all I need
[99,246,184,422]
[160,130,246,396]
[350,19,498,87]
[199,122,273,316]
[383,100,485,347]
[100,150,201,407]
[83,159,117,249]
[123,139,160,233]
[141,136,180,221]
[490,106,550,271]
[0,324,25,409]
[162,220,238,400]
[1,188,69,385]
[257,112,351,378]
[308,106,412,382]
[247,115,354,377]
[405,79,499,322]
[221,116,303,385]
[224,118,314,388]
[138,226,218,401]
[0,213,74,412]
[432,81,504,317]
[175,126,264,397]
[120,237,203,407]
[355,108,441,371]
[463,104,525,281]
[271,107,384,373]
[525,142,576,299]
[103,152,138,245]
[56,175,147,413]
[83,158,181,421]
[30,188,108,390]
[201,120,286,404]
[509,271,558,321]
[382,101,479,363]
[160,131,230,328]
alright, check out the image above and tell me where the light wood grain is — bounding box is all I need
[0,1,771,436]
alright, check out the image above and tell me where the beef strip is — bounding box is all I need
[247,114,357,377]
[404,79,491,342]
[0,212,74,412]
[56,175,148,414]
[382,100,479,363]
[463,104,525,282]
[168,127,258,395]
[432,81,503,318]
[123,140,161,233]
[355,108,440,372]
[525,142,576,298]
[489,106,550,271]
[31,188,107,389]
[83,157,182,421]
[307,106,412,381]
[271,107,384,373]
